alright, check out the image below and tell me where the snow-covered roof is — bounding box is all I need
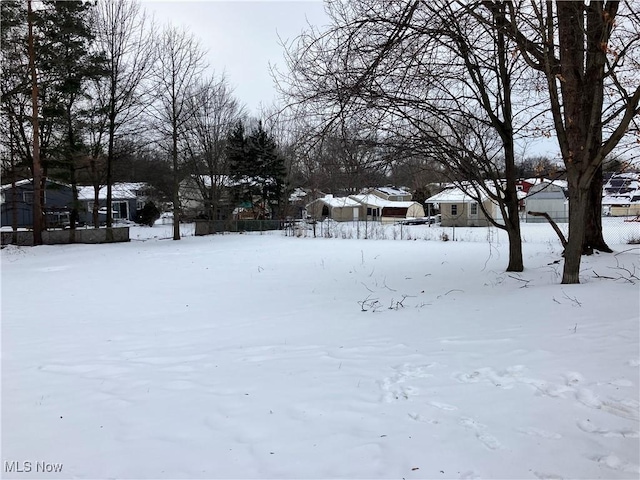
[0,178,70,191]
[428,179,552,204]
[371,186,411,197]
[426,187,489,204]
[289,188,308,202]
[310,195,362,208]
[78,183,147,201]
[602,195,634,206]
[521,178,569,189]
[349,194,417,208]
[528,180,568,196]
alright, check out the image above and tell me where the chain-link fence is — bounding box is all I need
[283,216,640,245]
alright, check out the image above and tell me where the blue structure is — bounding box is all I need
[1,179,73,229]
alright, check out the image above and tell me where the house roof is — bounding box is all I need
[309,195,362,208]
[427,180,532,204]
[603,191,640,206]
[425,181,496,204]
[77,183,147,201]
[527,180,568,197]
[349,194,417,209]
[0,178,70,191]
[370,186,411,197]
[426,188,485,204]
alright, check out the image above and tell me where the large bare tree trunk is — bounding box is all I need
[584,166,612,253]
[563,177,589,284]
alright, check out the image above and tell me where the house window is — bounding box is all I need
[470,203,478,215]
[23,191,46,204]
[451,204,458,215]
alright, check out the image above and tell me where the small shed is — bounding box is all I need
[349,194,425,223]
[306,195,364,222]
[524,181,568,223]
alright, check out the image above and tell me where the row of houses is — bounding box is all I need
[2,173,639,229]
[306,174,640,227]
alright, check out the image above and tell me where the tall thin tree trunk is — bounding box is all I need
[27,0,43,245]
[10,138,18,244]
[172,117,181,241]
[93,185,100,228]
[495,1,523,272]
[106,74,117,228]
[67,106,79,232]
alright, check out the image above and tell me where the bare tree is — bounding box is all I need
[151,25,207,240]
[481,0,640,283]
[183,74,245,222]
[90,0,156,228]
[280,0,536,271]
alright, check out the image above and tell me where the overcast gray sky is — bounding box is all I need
[141,1,329,117]
[140,1,564,159]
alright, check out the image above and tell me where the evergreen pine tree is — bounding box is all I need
[247,121,287,219]
[226,120,288,219]
[37,0,107,228]
[227,120,254,213]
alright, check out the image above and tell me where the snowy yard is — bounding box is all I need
[2,220,639,479]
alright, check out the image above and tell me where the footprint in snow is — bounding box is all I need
[576,419,639,438]
[407,412,439,424]
[379,363,435,402]
[427,401,458,411]
[562,371,584,386]
[587,453,640,474]
[458,471,481,479]
[459,417,503,451]
[516,426,562,439]
[607,378,634,387]
[533,472,564,480]
[575,388,640,421]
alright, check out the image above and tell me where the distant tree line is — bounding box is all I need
[0,0,288,242]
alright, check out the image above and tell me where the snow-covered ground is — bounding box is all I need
[2,219,639,479]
